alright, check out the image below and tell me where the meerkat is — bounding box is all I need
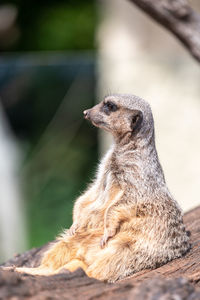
[6,94,190,282]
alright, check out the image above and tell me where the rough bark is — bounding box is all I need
[1,206,200,299]
[128,0,200,63]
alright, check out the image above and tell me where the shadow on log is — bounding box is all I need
[1,206,200,299]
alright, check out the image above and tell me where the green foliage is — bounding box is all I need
[34,4,96,50]
[1,0,97,249]
[2,0,96,51]
[25,126,97,247]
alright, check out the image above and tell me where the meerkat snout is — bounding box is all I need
[83,109,90,120]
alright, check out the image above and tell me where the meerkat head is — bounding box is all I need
[83,94,154,143]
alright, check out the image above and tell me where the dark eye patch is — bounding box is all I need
[103,101,118,114]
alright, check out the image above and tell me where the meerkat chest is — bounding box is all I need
[88,172,121,214]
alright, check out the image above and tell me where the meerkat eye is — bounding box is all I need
[103,101,118,114]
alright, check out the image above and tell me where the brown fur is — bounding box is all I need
[8,94,190,282]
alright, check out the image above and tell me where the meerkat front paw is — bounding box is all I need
[100,234,108,248]
[68,223,79,236]
[100,228,116,248]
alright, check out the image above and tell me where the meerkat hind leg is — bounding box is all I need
[1,265,54,276]
[14,259,87,276]
[15,265,55,276]
[12,239,75,276]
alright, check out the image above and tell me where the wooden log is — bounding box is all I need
[1,206,200,299]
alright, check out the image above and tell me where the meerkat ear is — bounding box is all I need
[131,110,143,133]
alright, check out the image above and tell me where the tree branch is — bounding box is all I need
[128,0,200,63]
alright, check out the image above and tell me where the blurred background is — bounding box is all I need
[0,0,200,262]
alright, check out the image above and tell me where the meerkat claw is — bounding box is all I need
[100,235,108,248]
[68,223,78,236]
[100,230,114,248]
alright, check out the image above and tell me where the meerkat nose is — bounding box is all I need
[83,110,90,119]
